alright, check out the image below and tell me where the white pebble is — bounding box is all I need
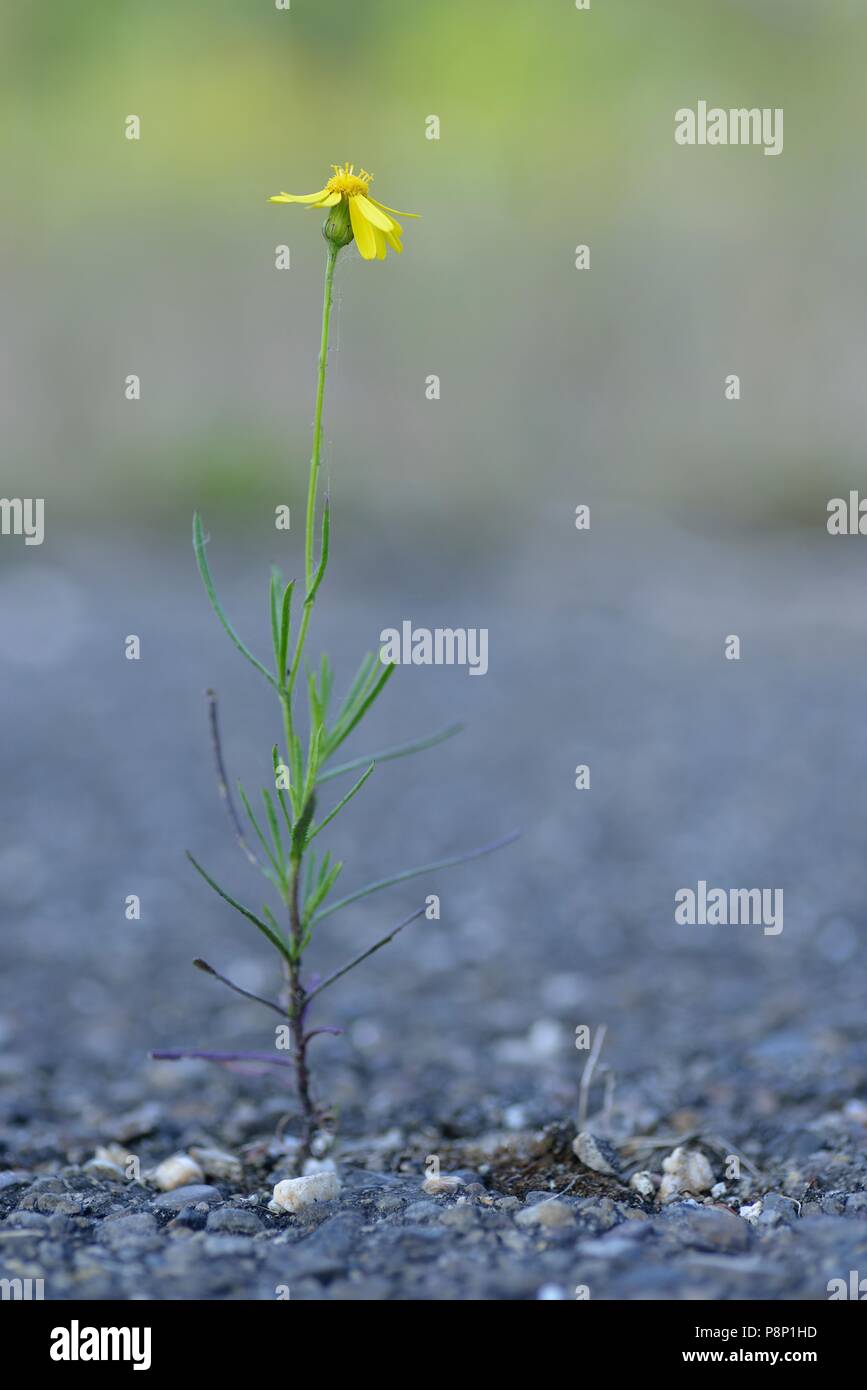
[573,1131,619,1176]
[422,1174,463,1196]
[739,1200,763,1225]
[629,1170,656,1199]
[269,1171,341,1214]
[658,1146,714,1203]
[153,1153,205,1192]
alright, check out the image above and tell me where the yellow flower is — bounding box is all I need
[269,163,419,260]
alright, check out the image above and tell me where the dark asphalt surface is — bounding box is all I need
[2,513,867,1298]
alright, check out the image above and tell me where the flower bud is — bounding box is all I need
[322,197,353,250]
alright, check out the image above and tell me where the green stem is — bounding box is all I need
[282,244,339,799]
[305,243,338,593]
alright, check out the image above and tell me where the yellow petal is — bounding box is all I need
[370,196,420,219]
[349,195,377,259]
[305,192,341,209]
[353,194,395,232]
[384,223,403,254]
[372,226,388,260]
[268,187,331,205]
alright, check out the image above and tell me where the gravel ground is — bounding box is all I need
[2,513,867,1300]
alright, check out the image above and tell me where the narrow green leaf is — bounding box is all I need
[303,849,317,905]
[271,745,294,838]
[307,666,322,730]
[311,831,521,925]
[262,903,293,957]
[304,858,342,921]
[291,795,317,861]
[278,581,295,685]
[320,653,333,719]
[305,500,330,605]
[310,762,375,840]
[261,789,285,867]
[237,782,283,880]
[289,734,304,808]
[193,513,277,690]
[305,723,324,800]
[334,652,375,728]
[186,851,293,964]
[325,661,395,757]
[317,722,464,785]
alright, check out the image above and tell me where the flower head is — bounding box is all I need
[269,163,419,260]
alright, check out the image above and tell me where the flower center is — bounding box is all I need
[326,163,372,198]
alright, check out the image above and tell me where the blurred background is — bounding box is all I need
[4,0,867,527]
[3,0,867,1160]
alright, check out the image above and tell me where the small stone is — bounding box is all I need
[36,1193,81,1215]
[109,1103,162,1143]
[421,1174,463,1196]
[710,1182,727,1198]
[153,1154,205,1192]
[439,1205,479,1230]
[678,1205,752,1253]
[759,1192,800,1226]
[168,1204,208,1231]
[573,1131,622,1178]
[629,1170,656,1199]
[403,1201,440,1222]
[83,1158,125,1180]
[462,1182,490,1203]
[375,1193,406,1215]
[515,1200,575,1230]
[151,1184,222,1210]
[739,1200,763,1225]
[658,1146,714,1202]
[496,1019,564,1065]
[0,1171,31,1192]
[92,1142,132,1167]
[206,1207,263,1235]
[189,1146,242,1182]
[269,1171,341,1214]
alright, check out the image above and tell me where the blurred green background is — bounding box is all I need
[3,0,867,532]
